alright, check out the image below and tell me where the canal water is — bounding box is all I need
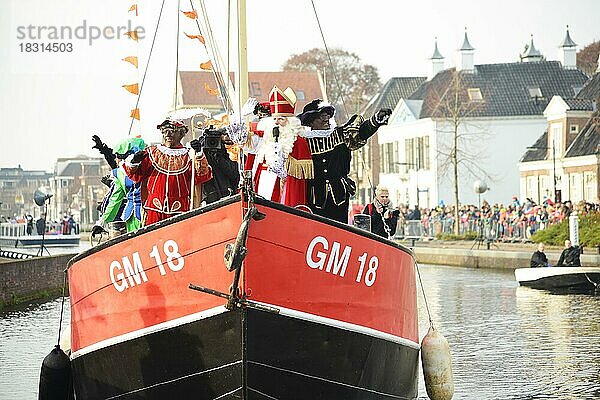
[1,264,599,399]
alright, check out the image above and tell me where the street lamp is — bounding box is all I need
[527,140,557,203]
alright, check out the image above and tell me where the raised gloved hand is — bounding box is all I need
[375,108,392,126]
[190,139,203,152]
[92,135,104,150]
[130,150,147,164]
[91,224,108,238]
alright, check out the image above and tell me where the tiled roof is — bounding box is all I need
[576,72,600,101]
[521,131,549,162]
[563,98,596,111]
[565,111,600,157]
[179,71,324,112]
[362,77,426,117]
[410,61,589,118]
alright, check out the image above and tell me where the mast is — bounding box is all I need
[236,0,248,116]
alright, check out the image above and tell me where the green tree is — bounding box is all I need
[282,48,382,117]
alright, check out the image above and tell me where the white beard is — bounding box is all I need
[255,117,302,178]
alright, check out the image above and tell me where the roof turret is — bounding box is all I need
[431,38,444,60]
[560,25,577,48]
[460,28,474,51]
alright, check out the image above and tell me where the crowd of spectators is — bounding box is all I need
[384,197,599,241]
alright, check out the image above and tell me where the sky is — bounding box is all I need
[1,0,599,172]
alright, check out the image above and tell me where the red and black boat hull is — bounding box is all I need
[70,307,419,399]
[67,196,419,399]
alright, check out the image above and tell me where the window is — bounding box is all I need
[416,136,430,170]
[296,90,305,100]
[550,123,562,156]
[569,173,582,202]
[570,124,579,134]
[405,138,414,173]
[526,176,538,203]
[528,87,543,98]
[3,181,14,188]
[467,88,483,101]
[249,82,262,97]
[386,143,395,173]
[584,172,597,201]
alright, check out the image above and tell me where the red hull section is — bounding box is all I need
[246,203,417,342]
[69,201,242,352]
[68,197,417,354]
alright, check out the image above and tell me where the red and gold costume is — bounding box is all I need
[125,144,212,225]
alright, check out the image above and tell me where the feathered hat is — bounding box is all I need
[297,99,335,126]
[156,116,189,133]
[269,86,297,117]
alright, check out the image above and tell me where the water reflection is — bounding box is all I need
[417,265,600,400]
[0,298,71,400]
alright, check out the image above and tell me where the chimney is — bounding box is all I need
[429,38,445,80]
[457,28,475,72]
[559,25,577,69]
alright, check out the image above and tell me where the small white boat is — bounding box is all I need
[0,222,80,248]
[515,266,600,292]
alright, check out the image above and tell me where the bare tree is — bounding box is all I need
[577,40,600,77]
[424,70,493,234]
[282,48,382,117]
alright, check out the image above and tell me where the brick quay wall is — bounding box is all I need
[0,254,75,308]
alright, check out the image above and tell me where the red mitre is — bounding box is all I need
[269,86,296,117]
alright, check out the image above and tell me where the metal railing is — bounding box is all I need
[395,217,558,243]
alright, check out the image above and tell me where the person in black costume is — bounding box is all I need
[202,132,240,204]
[530,242,549,267]
[362,186,399,238]
[557,239,581,267]
[297,100,391,223]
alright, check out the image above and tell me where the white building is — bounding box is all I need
[373,28,589,208]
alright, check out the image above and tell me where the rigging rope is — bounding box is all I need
[309,0,348,118]
[310,0,375,205]
[56,272,67,347]
[414,259,435,329]
[196,0,234,113]
[128,0,168,136]
[174,0,181,110]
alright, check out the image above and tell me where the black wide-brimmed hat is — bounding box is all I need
[297,99,335,126]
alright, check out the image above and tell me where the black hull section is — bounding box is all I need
[72,309,419,399]
[521,272,600,292]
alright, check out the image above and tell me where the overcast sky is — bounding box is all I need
[1,0,599,171]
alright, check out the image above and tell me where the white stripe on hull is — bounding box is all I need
[72,301,419,359]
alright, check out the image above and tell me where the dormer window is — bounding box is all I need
[467,88,483,101]
[528,87,543,99]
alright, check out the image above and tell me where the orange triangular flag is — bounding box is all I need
[204,83,219,96]
[128,4,138,15]
[200,60,212,71]
[130,108,140,120]
[125,31,139,41]
[123,83,139,95]
[122,56,138,68]
[184,33,205,44]
[181,10,198,19]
